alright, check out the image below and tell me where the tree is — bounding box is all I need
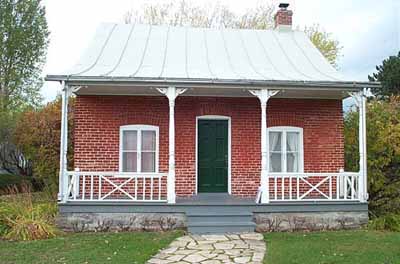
[368,52,400,98]
[0,0,49,112]
[123,0,341,67]
[345,97,400,216]
[13,98,74,190]
[0,0,49,176]
[304,24,342,68]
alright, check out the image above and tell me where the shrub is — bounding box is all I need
[0,174,32,194]
[13,98,74,192]
[368,214,400,232]
[0,184,58,241]
[345,97,400,216]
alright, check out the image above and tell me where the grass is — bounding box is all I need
[264,230,400,264]
[0,231,182,264]
[1,228,398,264]
[0,185,58,241]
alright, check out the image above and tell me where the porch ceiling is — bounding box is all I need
[74,84,350,99]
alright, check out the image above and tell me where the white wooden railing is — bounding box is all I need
[266,172,360,202]
[65,171,168,202]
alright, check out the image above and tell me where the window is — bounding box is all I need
[268,127,303,173]
[120,125,159,173]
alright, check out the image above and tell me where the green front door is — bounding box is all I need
[198,120,228,193]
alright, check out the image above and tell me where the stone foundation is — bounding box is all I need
[57,211,368,233]
[254,211,369,232]
[56,212,187,232]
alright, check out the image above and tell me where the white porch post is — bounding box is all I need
[249,89,279,203]
[156,87,187,203]
[350,89,367,202]
[58,81,69,202]
[361,88,368,201]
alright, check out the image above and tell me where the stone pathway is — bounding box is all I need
[147,233,266,264]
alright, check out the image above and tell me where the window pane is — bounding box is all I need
[287,152,299,172]
[142,131,156,151]
[123,152,137,172]
[141,152,155,172]
[270,153,282,172]
[286,132,299,152]
[269,132,282,151]
[123,131,137,151]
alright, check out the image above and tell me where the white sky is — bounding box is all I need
[42,0,399,101]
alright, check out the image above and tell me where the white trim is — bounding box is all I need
[58,81,68,202]
[268,126,304,173]
[156,86,187,203]
[362,88,367,201]
[195,115,231,194]
[75,92,349,100]
[249,89,279,203]
[119,125,159,173]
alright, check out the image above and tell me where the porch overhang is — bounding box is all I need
[45,76,380,100]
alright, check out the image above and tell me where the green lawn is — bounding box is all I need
[0,231,182,264]
[1,230,399,264]
[264,230,400,264]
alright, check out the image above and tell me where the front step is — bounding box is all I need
[188,222,255,234]
[188,214,253,223]
[186,210,255,234]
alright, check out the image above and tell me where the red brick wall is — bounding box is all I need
[74,95,344,198]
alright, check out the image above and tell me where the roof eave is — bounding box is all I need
[45,75,381,90]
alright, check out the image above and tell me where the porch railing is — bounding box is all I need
[266,172,360,202]
[65,171,168,202]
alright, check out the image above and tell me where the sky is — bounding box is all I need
[42,0,400,102]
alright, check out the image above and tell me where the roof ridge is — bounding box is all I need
[99,21,305,33]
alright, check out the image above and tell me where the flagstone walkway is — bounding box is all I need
[147,233,266,264]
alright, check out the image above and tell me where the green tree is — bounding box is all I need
[304,24,342,68]
[345,97,400,216]
[368,52,400,98]
[0,0,49,112]
[123,0,341,67]
[0,0,49,176]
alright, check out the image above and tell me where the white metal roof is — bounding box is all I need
[47,23,366,87]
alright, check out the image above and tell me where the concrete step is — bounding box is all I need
[185,206,254,215]
[186,209,255,233]
[186,211,253,216]
[188,222,256,234]
[187,215,253,223]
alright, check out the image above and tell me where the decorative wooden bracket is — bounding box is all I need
[249,89,279,105]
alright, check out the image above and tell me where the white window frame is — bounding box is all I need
[119,125,159,173]
[268,126,304,173]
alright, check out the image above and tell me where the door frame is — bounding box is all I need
[195,115,231,194]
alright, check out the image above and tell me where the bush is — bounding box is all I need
[0,174,32,194]
[368,214,400,232]
[345,96,400,216]
[0,184,58,241]
[13,98,74,192]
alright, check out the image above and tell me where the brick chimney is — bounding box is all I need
[274,3,293,30]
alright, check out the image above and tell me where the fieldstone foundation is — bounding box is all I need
[254,211,369,232]
[57,202,368,234]
[56,212,187,232]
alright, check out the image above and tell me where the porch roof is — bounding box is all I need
[46,23,378,90]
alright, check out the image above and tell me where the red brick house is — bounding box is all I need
[47,4,378,233]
